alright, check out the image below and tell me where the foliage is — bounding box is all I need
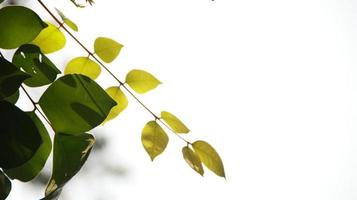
[0,0,225,199]
[125,69,161,94]
[64,57,101,80]
[0,6,47,49]
[141,121,169,161]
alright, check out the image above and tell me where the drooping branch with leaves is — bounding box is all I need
[0,0,225,199]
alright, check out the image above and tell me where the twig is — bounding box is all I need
[37,0,191,144]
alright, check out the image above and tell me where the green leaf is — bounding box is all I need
[192,140,225,178]
[40,189,61,200]
[161,111,189,134]
[182,146,204,176]
[32,22,66,54]
[12,44,61,87]
[125,69,161,94]
[94,37,123,63]
[39,74,116,134]
[0,170,11,200]
[0,0,5,4]
[4,112,52,182]
[0,6,47,49]
[102,86,128,124]
[3,90,19,104]
[42,133,95,199]
[0,57,30,100]
[55,8,78,32]
[64,57,101,80]
[0,101,42,169]
[64,19,79,32]
[141,121,169,161]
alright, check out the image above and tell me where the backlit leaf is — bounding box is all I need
[0,170,11,200]
[0,101,42,169]
[42,133,95,199]
[12,44,61,87]
[125,69,161,94]
[161,111,189,134]
[0,6,47,49]
[103,86,128,124]
[32,22,66,54]
[141,121,168,161]
[192,140,225,178]
[94,37,123,63]
[4,112,52,182]
[64,57,101,80]
[64,19,79,32]
[182,146,204,176]
[39,74,116,134]
[55,8,78,32]
[0,57,30,100]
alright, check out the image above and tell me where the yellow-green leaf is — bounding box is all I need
[125,69,161,94]
[32,22,66,54]
[94,37,123,63]
[64,57,101,80]
[161,111,189,134]
[192,140,225,178]
[141,121,168,161]
[102,86,128,124]
[64,19,78,32]
[182,146,204,176]
[55,8,78,32]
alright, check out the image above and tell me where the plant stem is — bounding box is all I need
[2,50,55,132]
[20,85,55,131]
[37,0,190,144]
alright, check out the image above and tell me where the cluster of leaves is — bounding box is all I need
[0,1,225,200]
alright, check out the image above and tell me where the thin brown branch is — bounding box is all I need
[20,85,55,132]
[37,0,190,144]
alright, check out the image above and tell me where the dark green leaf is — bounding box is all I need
[4,112,52,182]
[0,57,30,100]
[0,170,11,200]
[0,101,42,169]
[42,133,95,199]
[0,6,47,49]
[12,44,61,87]
[0,0,5,4]
[3,90,19,104]
[39,74,116,134]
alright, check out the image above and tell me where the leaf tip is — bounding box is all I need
[150,155,156,162]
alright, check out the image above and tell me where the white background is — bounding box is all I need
[6,0,357,199]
